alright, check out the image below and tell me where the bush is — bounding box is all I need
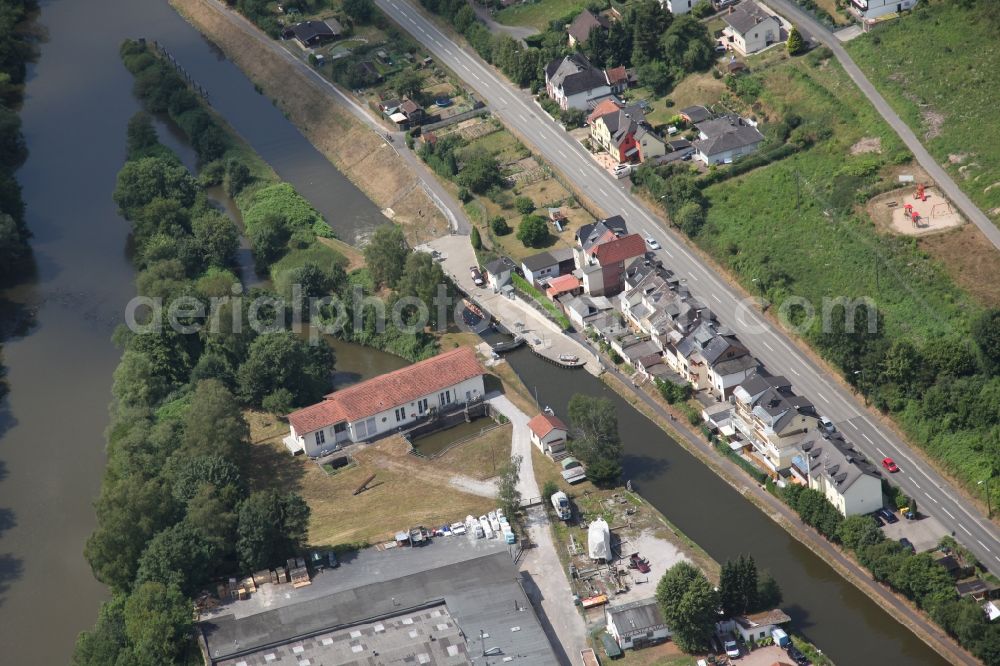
[489,215,511,236]
[514,196,535,215]
[470,226,482,250]
[516,214,549,248]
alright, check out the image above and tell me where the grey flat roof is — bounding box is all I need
[200,539,557,665]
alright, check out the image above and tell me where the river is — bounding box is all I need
[497,344,947,665]
[0,0,947,664]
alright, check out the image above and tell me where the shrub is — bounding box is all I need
[514,196,535,215]
[489,215,511,236]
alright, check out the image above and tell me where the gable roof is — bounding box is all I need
[587,98,622,125]
[736,608,792,629]
[695,115,766,157]
[592,233,647,265]
[522,251,558,272]
[605,65,628,86]
[576,215,629,251]
[680,105,713,123]
[567,9,610,44]
[607,598,666,636]
[287,347,483,434]
[528,413,568,438]
[484,258,508,275]
[546,273,582,298]
[400,99,422,115]
[723,0,778,34]
[800,429,880,492]
[545,54,610,96]
[285,19,341,43]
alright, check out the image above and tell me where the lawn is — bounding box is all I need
[434,422,513,479]
[495,0,586,31]
[695,51,979,346]
[847,1,1000,227]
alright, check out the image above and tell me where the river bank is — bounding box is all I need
[170,0,450,245]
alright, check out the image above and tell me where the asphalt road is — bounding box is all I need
[766,0,1000,251]
[373,0,1000,575]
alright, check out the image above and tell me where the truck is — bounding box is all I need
[771,627,790,648]
[551,491,571,520]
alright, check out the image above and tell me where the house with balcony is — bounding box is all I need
[589,104,666,164]
[792,429,883,517]
[731,373,820,473]
[720,1,782,55]
[544,53,613,111]
[284,347,485,456]
[670,321,757,397]
[849,0,917,20]
[574,216,646,296]
[693,114,765,165]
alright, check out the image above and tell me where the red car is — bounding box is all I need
[882,457,899,473]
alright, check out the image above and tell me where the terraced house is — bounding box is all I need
[284,347,485,456]
[792,429,883,516]
[731,373,820,473]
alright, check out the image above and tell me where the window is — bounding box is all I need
[366,417,377,434]
[395,406,407,422]
[316,430,326,445]
[334,422,347,433]
[417,398,428,414]
[439,390,452,407]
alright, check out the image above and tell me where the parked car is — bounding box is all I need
[724,640,740,659]
[877,507,899,524]
[645,236,661,250]
[881,457,899,473]
[869,511,885,527]
[612,164,632,179]
[819,416,835,434]
[469,266,484,286]
[327,550,339,568]
[899,537,916,553]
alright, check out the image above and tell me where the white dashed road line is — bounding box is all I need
[558,150,567,158]
[599,188,609,197]
[713,294,722,303]
[876,447,887,457]
[978,540,991,552]
[763,342,774,352]
[959,524,972,536]
[848,422,859,431]
[942,508,956,520]
[790,367,800,376]
[911,479,921,490]
[924,492,937,503]
[862,433,874,445]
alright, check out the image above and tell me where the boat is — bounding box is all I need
[588,518,612,561]
[543,405,555,416]
[450,521,467,535]
[551,491,571,520]
[491,336,525,353]
[558,354,580,364]
[488,511,501,533]
[479,515,494,539]
[462,298,484,318]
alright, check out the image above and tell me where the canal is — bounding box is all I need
[0,0,948,664]
[498,345,947,666]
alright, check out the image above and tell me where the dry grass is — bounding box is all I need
[647,70,728,126]
[918,225,1000,307]
[435,423,512,480]
[317,236,365,271]
[244,411,494,547]
[171,0,448,244]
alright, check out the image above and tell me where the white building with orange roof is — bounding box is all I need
[528,413,570,457]
[283,347,485,456]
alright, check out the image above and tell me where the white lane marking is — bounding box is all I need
[519,113,528,122]
[816,392,829,404]
[663,249,674,258]
[763,341,774,352]
[996,555,1000,563]
[911,479,921,490]
[942,507,955,520]
[876,447,887,457]
[549,130,561,140]
[433,39,442,47]
[461,63,470,72]
[862,433,874,445]
[924,492,937,503]
[848,421,859,431]
[599,188,609,197]
[959,524,972,536]
[579,168,587,176]
[713,294,722,303]
[689,273,699,282]
[472,73,481,81]
[977,540,991,552]
[408,17,416,24]
[558,150,567,158]
[790,367,800,376]
[418,26,426,34]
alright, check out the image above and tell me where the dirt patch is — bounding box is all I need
[918,225,1000,307]
[171,0,448,245]
[922,109,945,140]
[948,153,970,164]
[850,136,882,155]
[867,185,963,236]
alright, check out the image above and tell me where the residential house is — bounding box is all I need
[718,609,791,644]
[606,598,670,649]
[546,273,583,301]
[693,114,765,165]
[613,337,661,367]
[663,0,696,15]
[604,66,634,95]
[587,98,622,126]
[484,258,511,289]
[721,1,782,55]
[528,413,569,458]
[521,248,575,286]
[702,402,737,438]
[563,294,613,329]
[574,216,646,296]
[792,430,883,517]
[679,105,713,124]
[282,19,343,48]
[635,353,674,381]
[284,347,485,456]
[399,99,425,126]
[567,9,610,47]
[590,104,666,164]
[671,321,757,396]
[545,54,613,111]
[379,98,403,115]
[731,373,820,472]
[849,0,917,20]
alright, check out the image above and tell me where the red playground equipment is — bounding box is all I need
[915,183,927,201]
[902,203,919,226]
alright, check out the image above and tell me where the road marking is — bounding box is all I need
[763,341,774,352]
[790,367,800,376]
[558,149,567,158]
[408,16,416,24]
[862,433,874,445]
[689,273,699,282]
[876,447,887,457]
[959,524,972,536]
[924,492,937,503]
[912,479,921,490]
[599,188,609,197]
[433,39,442,47]
[713,294,722,303]
[942,507,955,520]
[445,49,453,56]
[461,63,470,72]
[472,73,482,82]
[816,392,829,404]
[978,540,991,552]
[418,26,426,34]
[519,113,528,122]
[848,421,859,431]
[663,249,674,258]
[579,168,587,176]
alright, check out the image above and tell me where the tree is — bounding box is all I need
[630,0,669,66]
[113,156,197,218]
[342,0,374,22]
[182,379,249,461]
[470,226,482,250]
[568,394,623,487]
[453,4,476,32]
[225,158,253,197]
[541,479,559,500]
[756,571,783,610]
[972,308,1000,375]
[192,210,238,268]
[661,15,714,73]
[134,521,219,596]
[236,331,334,407]
[719,554,758,617]
[123,581,193,665]
[0,105,27,170]
[236,490,311,570]
[391,69,424,101]
[837,514,884,552]
[72,595,128,666]
[0,213,26,277]
[514,196,535,215]
[457,149,501,194]
[169,454,243,505]
[787,27,806,55]
[496,454,522,520]
[397,251,448,326]
[364,224,409,288]
[247,212,290,268]
[637,60,672,96]
[490,215,510,235]
[517,214,550,248]
[674,201,706,236]
[656,562,719,653]
[126,111,159,158]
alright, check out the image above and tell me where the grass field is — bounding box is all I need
[847,1,1000,226]
[695,51,980,346]
[495,0,586,30]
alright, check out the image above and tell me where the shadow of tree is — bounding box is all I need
[246,438,307,494]
[622,453,671,485]
[0,553,24,608]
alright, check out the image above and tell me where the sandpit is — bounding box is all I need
[885,185,963,236]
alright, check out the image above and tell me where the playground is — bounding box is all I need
[870,183,963,236]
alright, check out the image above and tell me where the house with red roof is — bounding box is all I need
[573,216,646,297]
[528,413,569,457]
[283,347,485,456]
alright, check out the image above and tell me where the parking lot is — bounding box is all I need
[881,512,948,553]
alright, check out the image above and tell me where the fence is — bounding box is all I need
[421,106,491,133]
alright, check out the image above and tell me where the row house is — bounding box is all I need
[731,373,820,472]
[669,321,758,397]
[792,429,884,517]
[574,216,646,296]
